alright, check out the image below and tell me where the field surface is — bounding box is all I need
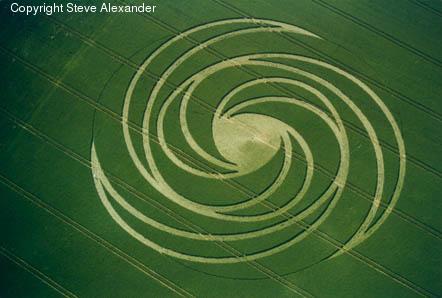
[0,0,441,297]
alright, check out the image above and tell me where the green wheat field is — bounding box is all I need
[1,0,441,297]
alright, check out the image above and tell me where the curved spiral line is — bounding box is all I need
[91,18,406,264]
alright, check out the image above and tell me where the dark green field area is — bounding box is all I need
[1,0,441,297]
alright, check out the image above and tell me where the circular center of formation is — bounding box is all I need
[91,18,406,272]
[213,114,283,174]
